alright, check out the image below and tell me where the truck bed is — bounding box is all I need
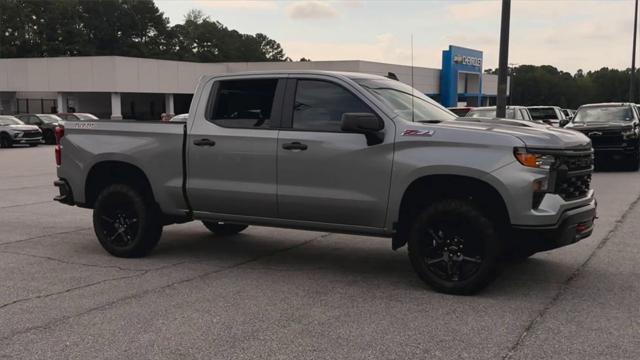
[58,120,188,215]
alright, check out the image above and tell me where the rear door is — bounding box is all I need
[187,76,285,218]
[276,77,394,228]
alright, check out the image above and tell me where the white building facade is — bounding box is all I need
[0,55,503,120]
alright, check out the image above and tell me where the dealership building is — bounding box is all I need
[0,45,505,120]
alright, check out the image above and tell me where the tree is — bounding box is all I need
[0,2,291,63]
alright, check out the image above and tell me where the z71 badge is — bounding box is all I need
[402,129,435,137]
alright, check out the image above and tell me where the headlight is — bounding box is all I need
[514,148,555,169]
[622,126,637,139]
[13,131,23,138]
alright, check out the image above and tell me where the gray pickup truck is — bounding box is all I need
[54,71,596,294]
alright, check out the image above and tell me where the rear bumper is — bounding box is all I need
[511,197,597,252]
[53,179,75,205]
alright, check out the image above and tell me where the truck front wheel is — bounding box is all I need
[407,199,500,295]
[202,221,248,236]
[93,184,163,258]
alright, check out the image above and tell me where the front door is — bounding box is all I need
[277,78,394,228]
[187,77,285,218]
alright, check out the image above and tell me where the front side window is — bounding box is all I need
[292,80,371,132]
[211,79,278,129]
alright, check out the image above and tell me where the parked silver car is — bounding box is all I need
[465,106,535,122]
[0,115,42,148]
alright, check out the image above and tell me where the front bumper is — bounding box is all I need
[593,144,638,156]
[512,197,597,252]
[14,137,42,144]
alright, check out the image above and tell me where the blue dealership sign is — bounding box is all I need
[440,45,483,107]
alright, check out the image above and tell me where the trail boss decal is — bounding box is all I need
[402,129,435,137]
[69,122,96,129]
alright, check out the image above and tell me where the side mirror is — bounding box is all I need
[341,113,384,145]
[559,119,570,127]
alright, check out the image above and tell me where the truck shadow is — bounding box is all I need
[150,225,575,296]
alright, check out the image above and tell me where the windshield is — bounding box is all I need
[355,79,456,122]
[75,113,98,120]
[38,114,63,123]
[0,116,24,126]
[466,108,516,119]
[529,107,559,120]
[573,106,634,123]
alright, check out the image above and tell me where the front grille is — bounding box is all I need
[579,130,623,148]
[22,131,41,139]
[556,173,592,200]
[553,151,593,200]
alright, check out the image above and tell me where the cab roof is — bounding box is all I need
[206,70,388,81]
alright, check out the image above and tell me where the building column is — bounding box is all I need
[56,93,67,113]
[165,93,174,115]
[110,92,122,120]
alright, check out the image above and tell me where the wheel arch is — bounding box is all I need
[84,160,155,209]
[392,174,510,250]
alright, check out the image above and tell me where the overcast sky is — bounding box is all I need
[155,0,636,73]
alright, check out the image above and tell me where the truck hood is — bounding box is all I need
[8,124,40,131]
[565,121,632,131]
[441,117,591,149]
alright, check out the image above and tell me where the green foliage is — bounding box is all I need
[486,65,638,108]
[0,0,288,62]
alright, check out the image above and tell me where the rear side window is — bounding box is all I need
[292,80,370,132]
[210,79,278,129]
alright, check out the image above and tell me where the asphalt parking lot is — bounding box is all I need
[1,145,640,359]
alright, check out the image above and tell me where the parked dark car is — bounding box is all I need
[564,102,640,170]
[57,113,99,121]
[15,114,63,144]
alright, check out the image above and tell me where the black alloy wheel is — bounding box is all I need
[93,184,162,257]
[408,199,500,294]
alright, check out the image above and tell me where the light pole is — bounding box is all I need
[508,62,519,106]
[631,0,638,102]
[496,0,511,118]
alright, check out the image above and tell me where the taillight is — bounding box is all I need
[54,126,64,144]
[54,126,64,166]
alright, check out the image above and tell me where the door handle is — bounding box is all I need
[282,142,308,151]
[193,138,216,147]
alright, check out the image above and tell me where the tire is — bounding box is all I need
[93,184,163,258]
[202,221,248,235]
[407,199,501,295]
[0,134,13,148]
[43,130,55,145]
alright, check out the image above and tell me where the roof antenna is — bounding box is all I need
[411,34,415,122]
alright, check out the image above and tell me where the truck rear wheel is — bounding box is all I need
[202,221,248,235]
[407,199,500,295]
[93,184,162,258]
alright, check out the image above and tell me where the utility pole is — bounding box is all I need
[631,0,638,102]
[496,0,511,118]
